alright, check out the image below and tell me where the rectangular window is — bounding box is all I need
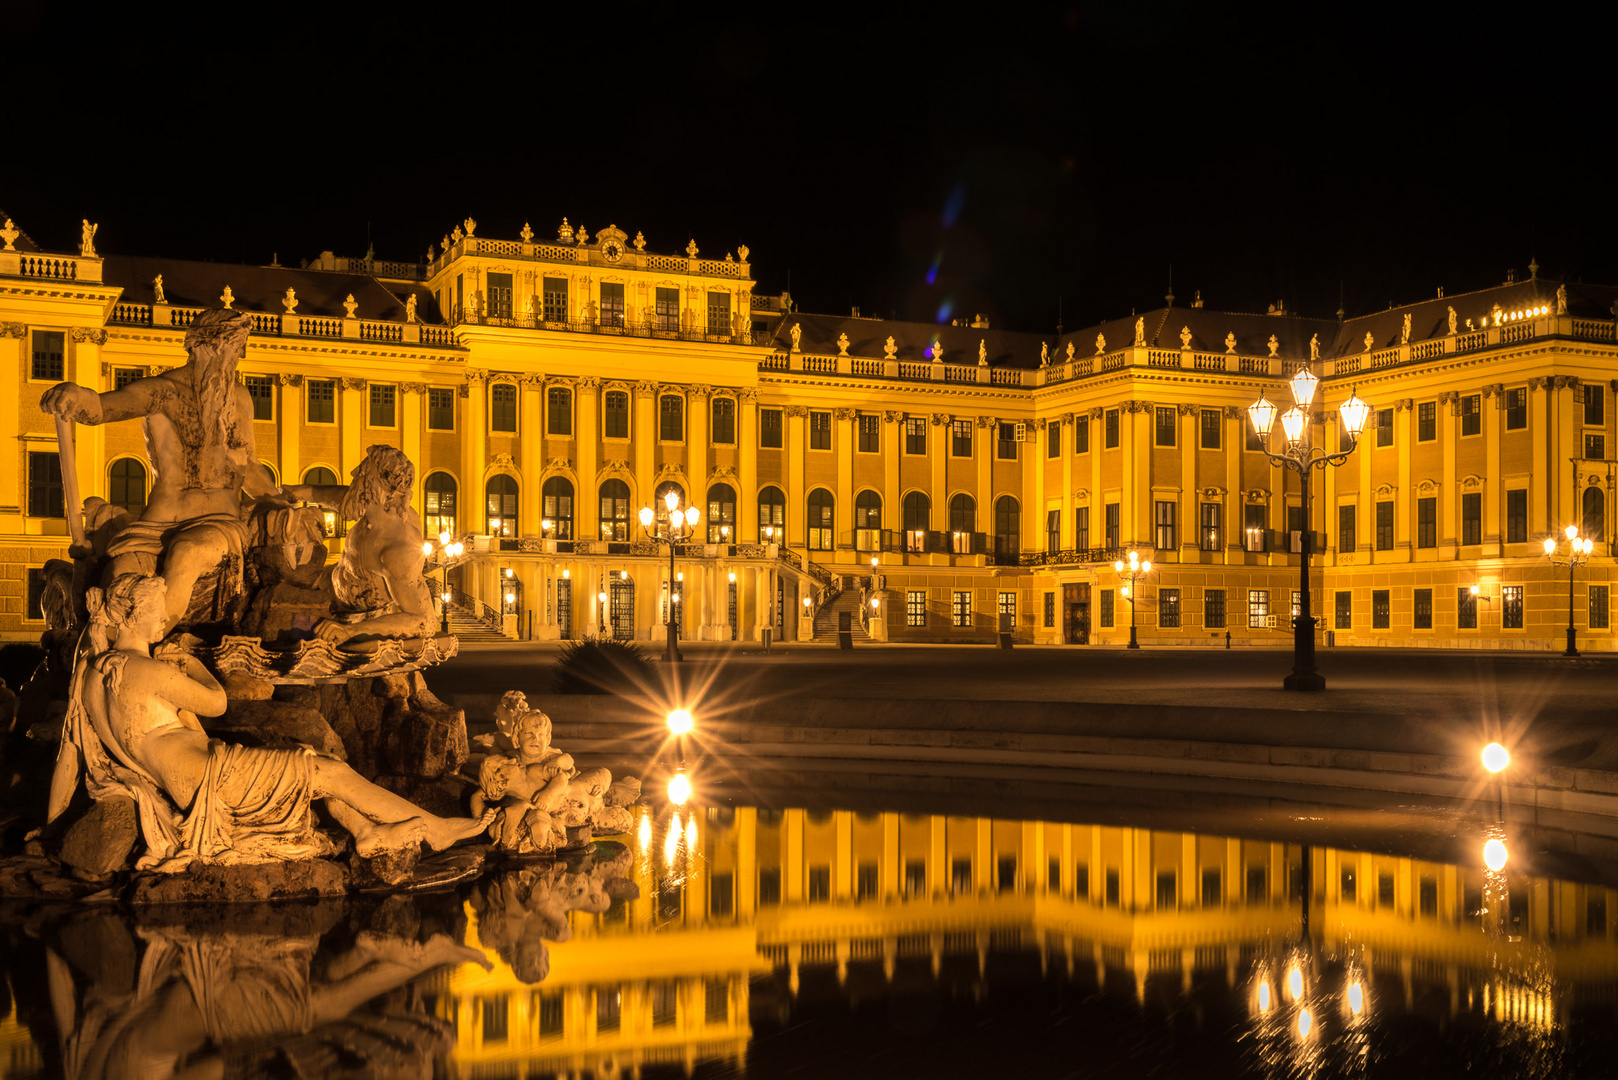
[1502,584,1524,628]
[1292,589,1303,618]
[1204,589,1226,629]
[1588,384,1607,427]
[542,277,569,322]
[952,590,972,628]
[1099,589,1114,628]
[660,395,684,441]
[1045,509,1061,554]
[1105,503,1120,548]
[1417,497,1437,548]
[857,412,879,453]
[1047,421,1061,458]
[27,452,63,518]
[1587,434,1606,460]
[1200,502,1221,551]
[1155,406,1176,447]
[1413,588,1433,629]
[1338,505,1356,554]
[244,374,273,420]
[428,387,455,430]
[904,416,926,454]
[1074,506,1089,550]
[113,366,143,390]
[1248,589,1269,629]
[546,387,571,435]
[1372,589,1390,629]
[1376,408,1394,447]
[31,330,65,381]
[1375,501,1394,550]
[1154,500,1176,550]
[809,411,832,450]
[1335,590,1352,629]
[997,422,1018,460]
[1043,591,1056,627]
[1104,409,1120,449]
[490,383,518,432]
[1074,415,1090,454]
[998,592,1016,626]
[1505,387,1527,430]
[1462,492,1481,545]
[598,281,625,327]
[368,383,396,427]
[306,378,335,424]
[1245,503,1267,553]
[487,272,513,318]
[709,397,736,445]
[760,407,782,448]
[1286,505,1305,553]
[603,391,629,439]
[951,419,973,457]
[1201,408,1222,449]
[1461,394,1481,436]
[1506,488,1528,543]
[1159,588,1180,628]
[907,590,926,627]
[1592,585,1610,630]
[1458,587,1478,629]
[654,287,680,332]
[706,292,731,336]
[1246,417,1265,451]
[1417,401,1436,441]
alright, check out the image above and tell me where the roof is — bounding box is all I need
[765,312,1052,368]
[101,255,443,324]
[0,208,43,253]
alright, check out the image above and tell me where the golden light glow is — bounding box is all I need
[665,490,679,512]
[1484,837,1509,872]
[1338,389,1371,437]
[1248,392,1277,437]
[1297,1006,1314,1039]
[1289,365,1319,407]
[636,812,652,849]
[1348,980,1365,1016]
[667,774,692,806]
[1286,965,1304,1001]
[667,708,694,735]
[1257,981,1272,1013]
[1483,742,1510,773]
[1280,404,1308,445]
[639,506,654,528]
[421,541,433,557]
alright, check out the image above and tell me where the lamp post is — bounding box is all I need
[421,531,466,635]
[1112,549,1151,649]
[1544,525,1594,656]
[1247,368,1372,691]
[639,490,701,663]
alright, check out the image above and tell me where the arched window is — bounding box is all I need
[424,472,457,537]
[807,489,835,551]
[600,478,631,542]
[949,493,976,554]
[707,483,737,543]
[303,466,338,486]
[486,475,518,537]
[108,458,147,516]
[651,480,686,538]
[994,495,1020,558]
[855,490,882,551]
[903,491,930,553]
[542,476,574,540]
[261,461,279,485]
[759,486,785,543]
[1584,486,1606,544]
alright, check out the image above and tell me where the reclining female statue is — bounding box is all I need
[45,573,492,872]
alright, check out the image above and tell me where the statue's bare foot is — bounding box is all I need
[355,817,428,857]
[422,809,497,852]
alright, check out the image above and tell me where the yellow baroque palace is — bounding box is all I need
[2,209,1616,648]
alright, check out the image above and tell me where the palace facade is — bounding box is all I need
[2,208,1616,648]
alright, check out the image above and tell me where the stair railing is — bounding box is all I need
[445,584,506,635]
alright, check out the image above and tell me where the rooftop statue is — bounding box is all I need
[1066,341,1074,361]
[1180,326,1192,348]
[405,293,418,322]
[837,332,850,356]
[282,286,298,313]
[1225,331,1237,354]
[884,335,897,359]
[1448,305,1458,335]
[1267,334,1279,358]
[978,340,988,365]
[1040,342,1049,366]
[1,218,19,251]
[1095,333,1105,355]
[44,574,492,872]
[1134,317,1145,346]
[1364,331,1375,352]
[343,294,358,319]
[1557,283,1568,315]
[152,274,165,304]
[41,309,281,633]
[80,219,98,258]
[1310,333,1319,362]
[520,221,533,242]
[219,285,234,309]
[1401,312,1412,344]
[789,322,802,351]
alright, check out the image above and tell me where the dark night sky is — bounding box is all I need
[7,3,1616,333]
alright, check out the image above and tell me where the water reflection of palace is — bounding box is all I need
[444,806,1618,1077]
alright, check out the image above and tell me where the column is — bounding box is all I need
[931,417,949,532]
[340,377,366,477]
[576,377,600,541]
[736,809,757,919]
[1224,409,1243,564]
[883,412,901,550]
[836,408,855,553]
[1179,406,1197,557]
[687,386,710,526]
[974,818,992,892]
[1440,392,1458,552]
[633,381,656,513]
[1091,410,1105,545]
[834,811,853,899]
[783,809,805,901]
[975,419,994,547]
[280,375,304,494]
[401,382,423,513]
[1026,421,1045,552]
[1358,413,1374,554]
[738,389,759,542]
[0,326,22,520]
[1483,385,1503,553]
[1129,404,1151,547]
[520,377,543,537]
[928,815,947,896]
[881,812,900,898]
[460,374,487,533]
[786,406,807,548]
[1395,399,1413,557]
[1059,417,1074,553]
[1553,377,1577,531]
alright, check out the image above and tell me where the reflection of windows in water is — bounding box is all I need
[1202,868,1222,907]
[1105,868,1120,906]
[709,872,734,917]
[1156,871,1177,909]
[857,862,878,900]
[596,987,622,1032]
[657,882,682,920]
[757,808,782,826]
[1419,876,1438,916]
[998,856,1017,892]
[535,992,563,1038]
[1509,889,1527,929]
[808,865,831,901]
[1590,895,1609,937]
[652,982,677,1027]
[481,994,509,1043]
[705,978,729,1023]
[1247,866,1267,903]
[1289,864,1304,902]
[905,860,926,896]
[1464,882,1483,919]
[952,857,973,894]
[1048,857,1061,892]
[1379,872,1395,907]
[602,899,628,924]
[807,810,832,826]
[1075,863,1089,900]
[1340,867,1356,901]
[758,866,781,905]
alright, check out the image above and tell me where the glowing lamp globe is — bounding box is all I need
[1347,981,1365,1016]
[685,506,701,526]
[1484,837,1509,872]
[439,530,452,545]
[1280,405,1309,446]
[1247,392,1277,438]
[639,506,654,528]
[667,773,692,806]
[1482,742,1510,773]
[1286,965,1303,1001]
[666,708,693,735]
[1141,560,1152,573]
[664,490,679,512]
[1338,390,1371,439]
[421,541,433,557]
[1298,1007,1314,1040]
[1114,560,1124,572]
[1256,981,1272,1013]
[1289,365,1319,407]
[1544,537,1558,555]
[1567,524,1580,540]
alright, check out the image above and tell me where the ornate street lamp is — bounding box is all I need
[1247,370,1371,691]
[1544,525,1595,656]
[639,490,701,663]
[422,530,466,635]
[1113,549,1152,649]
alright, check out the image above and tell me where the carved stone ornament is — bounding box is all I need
[685,239,699,258]
[1461,474,1484,489]
[633,231,646,252]
[1246,489,1269,503]
[1396,398,1414,412]
[545,459,575,475]
[837,332,850,356]
[785,405,809,418]
[343,294,359,319]
[100,362,110,377]
[80,219,98,257]
[1267,334,1279,358]
[577,376,601,391]
[738,244,750,262]
[1375,483,1397,497]
[0,218,18,251]
[1482,383,1504,398]
[931,413,951,426]
[656,463,684,479]
[400,382,427,394]
[1095,333,1106,355]
[342,377,367,391]
[931,340,946,362]
[710,464,737,480]
[1203,487,1226,498]
[520,222,534,243]
[69,327,108,345]
[976,415,995,429]
[0,323,27,338]
[1180,326,1193,349]
[457,383,470,398]
[833,407,856,421]
[883,336,897,359]
[282,288,298,313]
[634,380,657,396]
[1438,391,1459,404]
[220,285,235,310]
[1527,376,1550,391]
[1400,313,1412,345]
[1224,406,1242,419]
[463,217,477,237]
[688,384,712,400]
[737,387,759,400]
[1364,331,1376,352]
[1034,418,1048,431]
[1553,375,1577,390]
[1225,332,1237,354]
[1177,403,1198,416]
[1416,478,1438,493]
[600,458,630,474]
[275,373,303,387]
[519,373,543,386]
[1066,342,1075,361]
[466,369,490,385]
[789,323,802,352]
[1134,318,1145,347]
[1089,407,1105,420]
[883,410,902,423]
[490,452,516,469]
[1074,489,1090,502]
[1123,401,1152,414]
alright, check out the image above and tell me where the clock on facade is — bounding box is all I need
[601,238,624,263]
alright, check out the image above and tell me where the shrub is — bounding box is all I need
[552,636,658,695]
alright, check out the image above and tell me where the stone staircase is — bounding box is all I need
[810,590,871,644]
[444,606,511,643]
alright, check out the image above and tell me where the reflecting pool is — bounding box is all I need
[6,792,1618,1078]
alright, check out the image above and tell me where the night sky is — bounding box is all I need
[8,4,1616,333]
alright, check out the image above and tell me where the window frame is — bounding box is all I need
[1199,502,1221,552]
[1461,394,1481,437]
[1458,587,1478,629]
[30,330,65,382]
[1158,587,1180,628]
[1154,406,1176,447]
[1375,501,1394,550]
[951,419,973,458]
[1413,587,1433,629]
[996,422,1018,460]
[1104,409,1120,450]
[427,387,456,431]
[1371,589,1390,629]
[760,407,783,449]
[1504,387,1528,430]
[1591,584,1610,630]
[1204,589,1225,629]
[808,410,832,451]
[599,281,626,328]
[806,488,835,551]
[1247,589,1269,629]
[368,383,397,428]
[1416,497,1437,548]
[710,397,737,445]
[659,394,685,442]
[1047,421,1061,459]
[951,590,972,628]
[306,378,337,425]
[1375,408,1394,447]
[1334,590,1352,630]
[1200,409,1222,450]
[244,374,274,421]
[904,416,927,455]
[907,590,927,627]
[602,390,630,440]
[1502,584,1524,629]
[1074,415,1090,454]
[1338,504,1356,554]
[1416,401,1436,442]
[546,386,572,436]
[490,382,518,433]
[1154,499,1176,550]
[857,412,880,454]
[1461,492,1481,546]
[1505,488,1528,544]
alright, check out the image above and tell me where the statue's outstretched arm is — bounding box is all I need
[42,377,161,426]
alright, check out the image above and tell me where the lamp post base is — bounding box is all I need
[1126,627,1140,649]
[1565,626,1580,657]
[1282,669,1326,692]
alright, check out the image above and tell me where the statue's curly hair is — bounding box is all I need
[353,444,415,514]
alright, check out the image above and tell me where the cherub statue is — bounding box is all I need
[43,574,492,871]
[473,705,636,854]
[470,851,638,983]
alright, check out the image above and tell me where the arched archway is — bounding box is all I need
[486,474,518,537]
[855,490,882,551]
[807,489,835,551]
[949,493,976,554]
[542,476,574,539]
[994,495,1020,559]
[1584,486,1606,544]
[109,458,147,516]
[706,483,737,543]
[600,478,631,541]
[758,486,785,543]
[424,471,457,537]
[903,491,930,552]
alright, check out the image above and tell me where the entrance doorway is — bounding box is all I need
[1063,583,1091,644]
[609,579,635,640]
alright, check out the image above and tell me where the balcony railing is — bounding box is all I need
[452,306,762,346]
[103,303,461,349]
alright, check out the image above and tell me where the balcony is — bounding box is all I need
[454,306,763,347]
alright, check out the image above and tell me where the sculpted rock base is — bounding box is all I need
[59,795,139,879]
[127,857,350,904]
[207,698,348,759]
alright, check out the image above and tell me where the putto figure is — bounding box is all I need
[44,574,492,871]
[42,309,280,633]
